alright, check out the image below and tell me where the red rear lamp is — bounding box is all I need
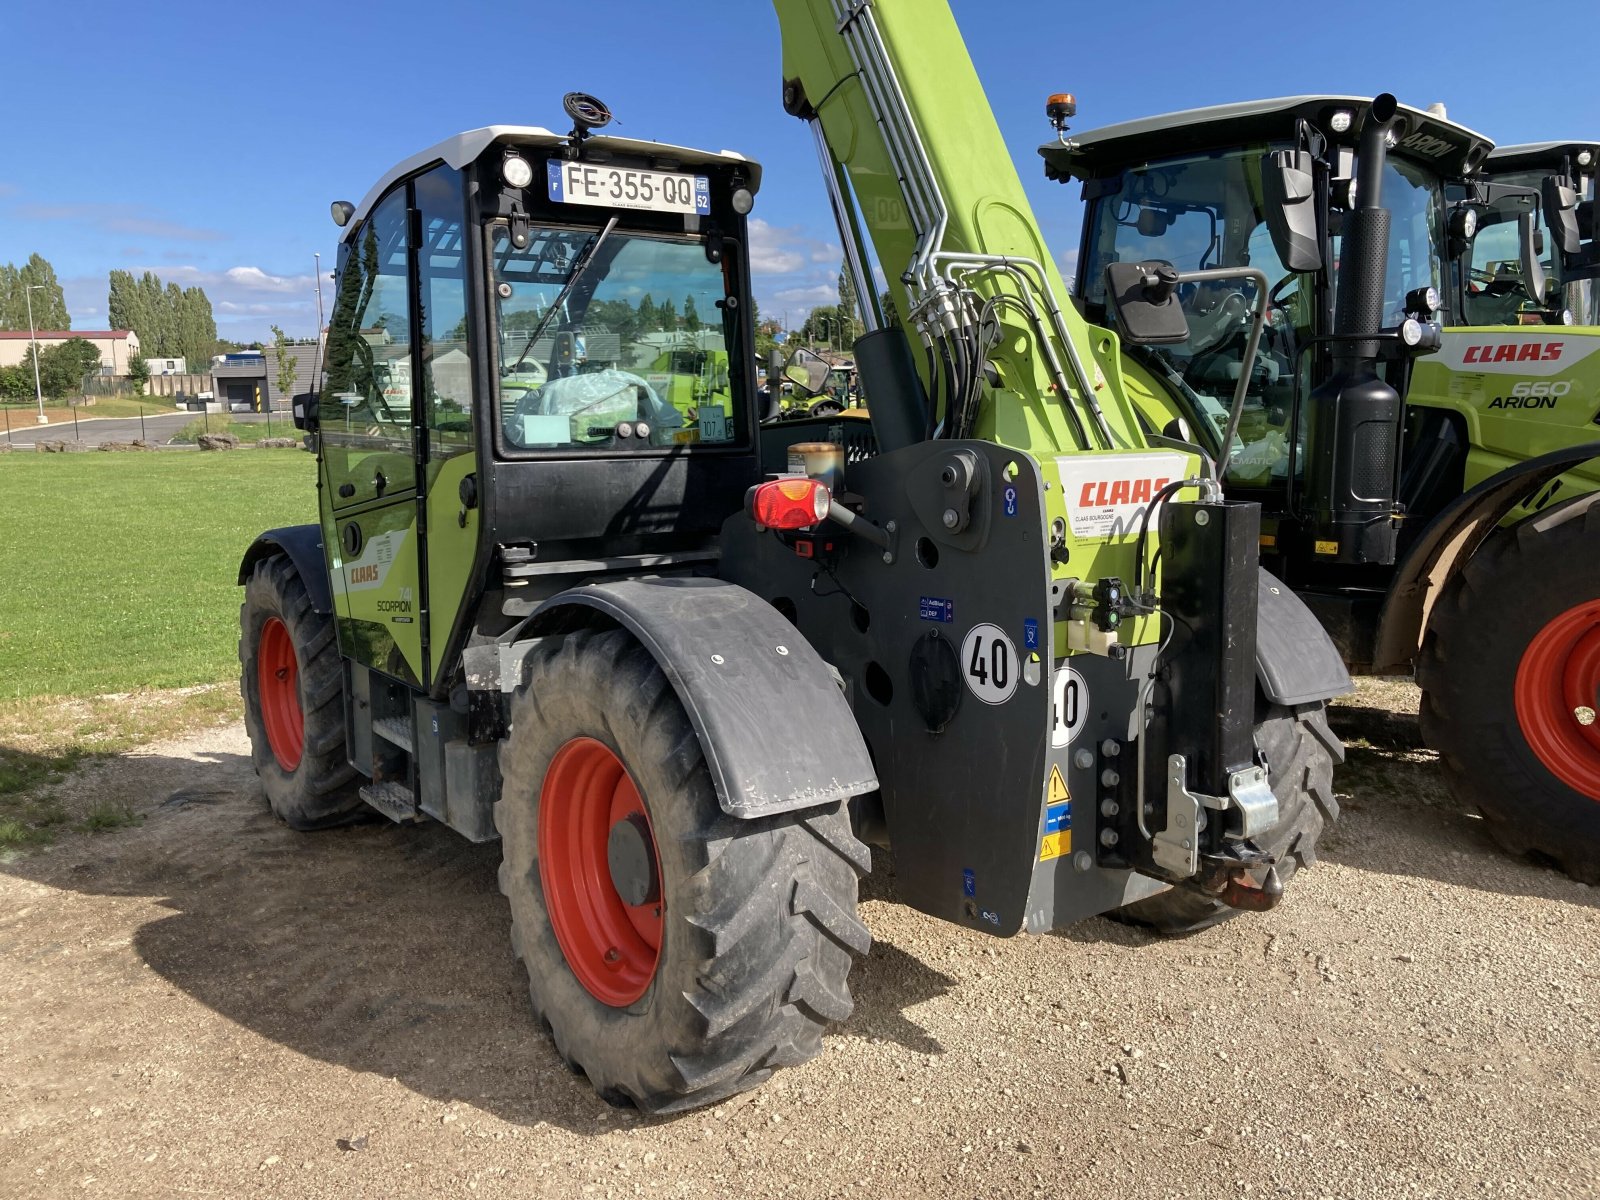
[747,477,831,530]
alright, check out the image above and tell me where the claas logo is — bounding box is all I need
[1463,342,1564,365]
[1077,475,1173,508]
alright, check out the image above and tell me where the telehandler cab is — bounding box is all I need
[1053,95,1600,883]
[238,2,1349,1113]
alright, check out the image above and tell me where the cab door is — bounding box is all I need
[321,187,425,684]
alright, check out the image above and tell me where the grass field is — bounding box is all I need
[0,451,315,847]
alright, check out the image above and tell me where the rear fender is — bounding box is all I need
[1372,442,1600,673]
[238,525,333,614]
[524,578,878,819]
[1256,570,1353,705]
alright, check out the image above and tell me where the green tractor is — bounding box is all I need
[239,3,1350,1114]
[1052,95,1600,881]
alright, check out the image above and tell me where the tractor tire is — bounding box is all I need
[239,554,362,830]
[1113,696,1343,934]
[808,399,844,418]
[496,627,871,1113]
[1417,497,1600,884]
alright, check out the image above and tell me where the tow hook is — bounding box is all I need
[1219,864,1284,912]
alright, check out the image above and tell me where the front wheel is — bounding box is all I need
[496,628,871,1112]
[1418,498,1600,883]
[1113,696,1343,934]
[239,555,362,829]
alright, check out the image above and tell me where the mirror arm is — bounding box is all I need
[1171,267,1269,475]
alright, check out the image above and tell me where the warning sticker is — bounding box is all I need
[960,623,1019,705]
[1050,666,1087,749]
[1040,797,1072,861]
[1047,764,1069,804]
[1054,451,1188,539]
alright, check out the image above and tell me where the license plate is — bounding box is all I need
[546,161,710,216]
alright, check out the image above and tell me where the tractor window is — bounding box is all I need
[1357,157,1443,327]
[414,165,472,477]
[1081,145,1310,489]
[490,225,748,454]
[320,190,417,508]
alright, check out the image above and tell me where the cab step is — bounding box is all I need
[360,780,421,824]
[371,715,414,754]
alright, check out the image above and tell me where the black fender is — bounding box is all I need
[1371,442,1600,674]
[1256,569,1353,706]
[524,577,878,820]
[238,525,333,614]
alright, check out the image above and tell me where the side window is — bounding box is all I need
[414,166,472,479]
[320,190,416,506]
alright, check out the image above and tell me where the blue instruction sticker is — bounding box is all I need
[1003,485,1018,517]
[1023,618,1040,650]
[920,596,955,623]
[1045,801,1072,833]
[962,867,976,898]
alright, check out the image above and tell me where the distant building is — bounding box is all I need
[143,355,187,376]
[0,330,142,375]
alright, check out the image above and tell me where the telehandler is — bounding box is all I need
[1052,96,1600,882]
[238,2,1348,1113]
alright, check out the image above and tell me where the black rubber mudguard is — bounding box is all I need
[1256,569,1353,706]
[526,578,879,820]
[238,525,333,614]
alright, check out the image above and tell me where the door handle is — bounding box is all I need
[373,470,388,495]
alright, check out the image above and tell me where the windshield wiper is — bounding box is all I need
[508,215,620,375]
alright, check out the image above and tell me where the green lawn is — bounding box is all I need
[0,451,316,698]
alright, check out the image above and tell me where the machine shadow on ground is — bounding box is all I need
[0,747,958,1130]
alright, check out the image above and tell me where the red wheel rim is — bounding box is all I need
[257,616,303,772]
[538,737,664,1006]
[1514,599,1600,800]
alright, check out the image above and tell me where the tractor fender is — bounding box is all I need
[1255,569,1353,705]
[238,525,333,614]
[1371,441,1600,674]
[524,577,879,819]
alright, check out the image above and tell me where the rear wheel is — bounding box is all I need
[496,627,871,1112]
[239,555,362,830]
[1113,696,1342,934]
[1418,497,1600,883]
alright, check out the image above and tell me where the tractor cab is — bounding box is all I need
[1048,96,1494,586]
[298,111,763,695]
[1466,141,1600,325]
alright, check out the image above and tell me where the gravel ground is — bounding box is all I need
[1,680,1596,1198]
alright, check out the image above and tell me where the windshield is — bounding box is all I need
[491,225,747,452]
[1342,157,1443,328]
[1082,145,1311,487]
[1466,168,1595,325]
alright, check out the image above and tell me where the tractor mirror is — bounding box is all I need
[783,346,832,394]
[1261,150,1322,273]
[1104,261,1191,346]
[292,392,319,431]
[1541,175,1583,263]
[1518,212,1550,306]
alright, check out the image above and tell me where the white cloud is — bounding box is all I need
[773,284,838,307]
[748,219,807,275]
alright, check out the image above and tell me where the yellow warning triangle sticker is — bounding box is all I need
[1047,764,1070,805]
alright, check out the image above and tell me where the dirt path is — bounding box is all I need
[1,691,1596,1198]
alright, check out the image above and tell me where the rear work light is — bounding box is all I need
[747,477,831,530]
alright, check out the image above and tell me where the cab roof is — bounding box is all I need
[1042,95,1493,183]
[343,125,762,239]
[1486,141,1600,174]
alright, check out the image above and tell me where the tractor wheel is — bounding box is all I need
[808,399,844,418]
[1417,497,1600,883]
[496,627,871,1113]
[1113,696,1342,934]
[239,555,362,830]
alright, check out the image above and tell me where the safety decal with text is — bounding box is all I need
[1040,792,1072,862]
[1054,451,1189,539]
[344,529,407,592]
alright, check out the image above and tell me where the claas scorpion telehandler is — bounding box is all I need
[237,1,1348,1113]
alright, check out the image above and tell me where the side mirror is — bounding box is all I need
[1518,212,1550,306]
[782,346,832,394]
[292,393,319,431]
[1104,261,1191,345]
[1261,150,1323,273]
[1541,175,1583,263]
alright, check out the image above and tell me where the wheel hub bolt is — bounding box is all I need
[1576,706,1596,727]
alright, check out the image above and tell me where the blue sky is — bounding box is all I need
[3,0,1593,342]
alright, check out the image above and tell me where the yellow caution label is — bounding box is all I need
[1314,539,1339,556]
[1047,764,1069,805]
[1040,831,1071,861]
[1259,533,1277,548]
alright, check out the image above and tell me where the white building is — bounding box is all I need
[0,330,142,375]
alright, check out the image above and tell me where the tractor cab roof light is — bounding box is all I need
[747,477,831,530]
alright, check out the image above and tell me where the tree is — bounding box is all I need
[0,364,31,402]
[880,289,901,330]
[0,254,71,332]
[682,295,701,335]
[271,324,298,403]
[108,270,217,364]
[26,338,100,399]
[127,354,151,394]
